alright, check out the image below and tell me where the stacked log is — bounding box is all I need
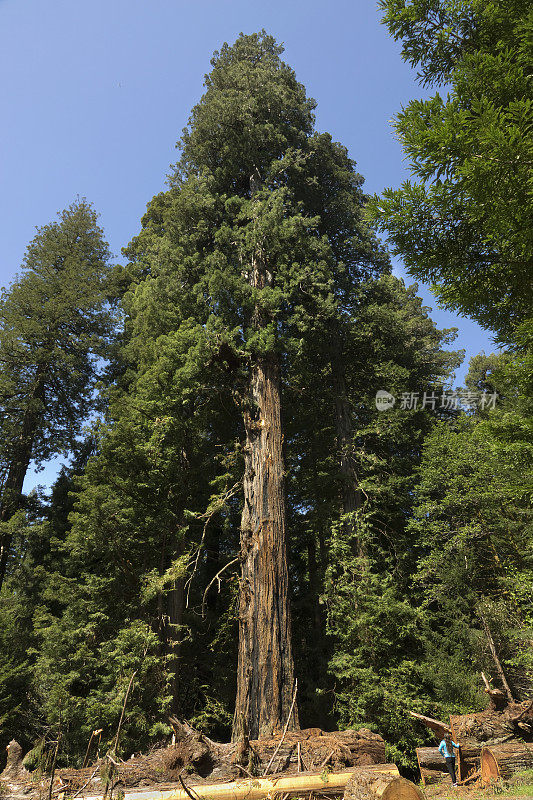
[15,764,402,800]
[450,700,533,782]
[481,741,533,783]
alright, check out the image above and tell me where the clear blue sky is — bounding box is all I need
[0,0,495,490]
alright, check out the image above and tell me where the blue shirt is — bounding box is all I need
[439,739,460,759]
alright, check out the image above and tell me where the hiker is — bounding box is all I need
[438,735,461,786]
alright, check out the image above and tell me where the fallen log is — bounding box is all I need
[408,713,450,738]
[415,747,446,773]
[481,741,533,784]
[344,768,423,800]
[2,727,387,798]
[451,711,510,744]
[80,764,400,800]
[415,748,448,786]
[450,698,533,744]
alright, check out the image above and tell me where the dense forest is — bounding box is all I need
[0,0,531,775]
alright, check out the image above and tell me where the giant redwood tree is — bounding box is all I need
[121,32,389,740]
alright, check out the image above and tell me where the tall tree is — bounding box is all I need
[123,32,392,740]
[0,201,114,589]
[136,32,318,740]
[7,32,477,761]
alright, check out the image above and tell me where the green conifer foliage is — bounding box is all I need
[409,351,533,704]
[0,201,115,588]
[370,0,533,342]
[298,275,463,758]
[37,32,392,748]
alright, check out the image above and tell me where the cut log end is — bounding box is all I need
[345,770,423,800]
[481,749,499,783]
[481,742,533,784]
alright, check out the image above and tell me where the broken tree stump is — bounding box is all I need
[344,768,424,800]
[481,741,533,784]
[481,672,508,710]
[0,740,30,798]
[0,740,29,782]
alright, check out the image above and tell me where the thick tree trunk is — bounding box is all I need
[0,369,45,589]
[233,354,298,740]
[415,748,453,786]
[233,173,297,740]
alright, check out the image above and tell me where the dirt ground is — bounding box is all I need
[422,777,533,800]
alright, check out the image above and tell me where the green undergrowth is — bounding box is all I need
[503,769,533,796]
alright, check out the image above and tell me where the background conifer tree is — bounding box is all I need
[0,201,115,589]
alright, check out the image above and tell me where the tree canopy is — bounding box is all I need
[370,0,533,342]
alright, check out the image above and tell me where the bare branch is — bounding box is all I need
[201,557,239,617]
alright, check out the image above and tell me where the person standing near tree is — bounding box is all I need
[438,735,461,786]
